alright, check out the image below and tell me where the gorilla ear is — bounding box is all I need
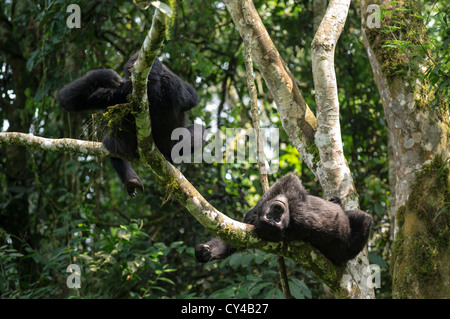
[328,196,343,207]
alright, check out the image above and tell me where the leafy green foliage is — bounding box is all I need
[197,249,316,299]
[366,1,449,111]
[423,5,450,110]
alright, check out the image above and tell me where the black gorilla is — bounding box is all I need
[58,52,203,196]
[195,174,373,265]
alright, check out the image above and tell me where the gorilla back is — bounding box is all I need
[58,53,201,196]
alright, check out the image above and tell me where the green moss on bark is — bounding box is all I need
[365,1,429,86]
[305,140,321,168]
[391,156,450,298]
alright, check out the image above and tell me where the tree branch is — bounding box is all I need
[130,5,170,163]
[0,132,108,157]
[0,129,346,294]
[311,0,358,207]
[225,0,376,299]
[224,0,320,174]
[311,0,374,299]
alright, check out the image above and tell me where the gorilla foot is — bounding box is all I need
[125,178,144,197]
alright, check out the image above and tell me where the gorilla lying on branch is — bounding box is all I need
[195,174,373,265]
[58,52,204,197]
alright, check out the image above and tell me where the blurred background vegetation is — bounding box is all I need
[2,0,445,298]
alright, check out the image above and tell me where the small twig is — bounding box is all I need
[242,0,292,299]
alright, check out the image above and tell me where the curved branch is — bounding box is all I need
[226,0,375,299]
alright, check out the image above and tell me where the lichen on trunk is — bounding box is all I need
[391,156,450,298]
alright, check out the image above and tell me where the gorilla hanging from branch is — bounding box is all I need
[58,52,204,197]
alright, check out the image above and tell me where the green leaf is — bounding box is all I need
[163,268,177,273]
[436,206,448,219]
[117,229,131,241]
[248,282,272,296]
[170,241,183,248]
[266,288,284,299]
[150,286,167,293]
[409,14,423,19]
[254,252,265,264]
[442,38,450,49]
[374,202,384,216]
[157,277,175,285]
[289,278,312,299]
[228,253,242,269]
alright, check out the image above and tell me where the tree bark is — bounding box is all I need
[312,0,358,207]
[361,0,450,298]
[0,123,345,296]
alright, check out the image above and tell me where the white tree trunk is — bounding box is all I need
[361,0,450,298]
[312,0,358,208]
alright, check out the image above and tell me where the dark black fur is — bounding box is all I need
[58,53,203,196]
[195,174,373,265]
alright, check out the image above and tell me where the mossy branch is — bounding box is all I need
[130,4,171,162]
[225,0,376,299]
[0,132,108,157]
[124,1,346,296]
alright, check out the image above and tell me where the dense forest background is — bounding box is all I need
[0,0,447,298]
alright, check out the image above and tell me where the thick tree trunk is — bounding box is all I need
[312,0,358,207]
[361,0,450,298]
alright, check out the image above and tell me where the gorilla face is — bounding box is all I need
[255,194,290,242]
[195,174,373,265]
